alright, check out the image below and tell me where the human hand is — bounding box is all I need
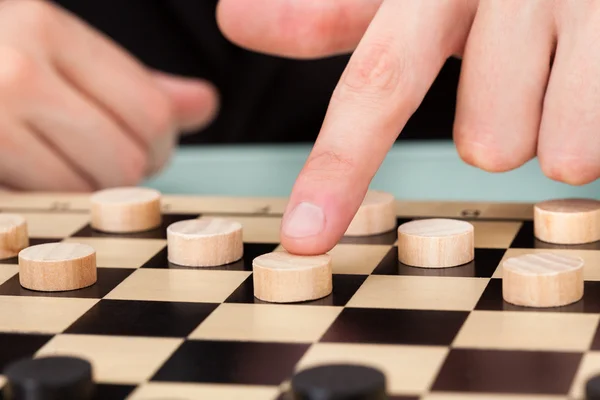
[0,0,218,191]
[217,0,600,254]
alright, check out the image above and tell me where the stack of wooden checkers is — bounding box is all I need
[0,187,598,310]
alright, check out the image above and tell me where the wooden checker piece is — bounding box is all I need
[18,242,97,292]
[253,251,332,303]
[0,213,28,260]
[534,198,600,244]
[502,252,584,308]
[397,218,474,268]
[90,187,162,233]
[167,217,243,267]
[345,190,396,236]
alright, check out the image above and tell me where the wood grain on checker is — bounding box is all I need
[0,190,598,400]
[166,217,243,267]
[0,213,28,260]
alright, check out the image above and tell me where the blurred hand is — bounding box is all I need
[218,0,600,254]
[0,0,218,191]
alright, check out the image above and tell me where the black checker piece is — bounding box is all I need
[587,374,600,400]
[3,356,94,400]
[290,364,387,400]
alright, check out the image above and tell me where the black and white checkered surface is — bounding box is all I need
[0,194,598,399]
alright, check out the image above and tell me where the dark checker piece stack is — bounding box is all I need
[0,192,599,399]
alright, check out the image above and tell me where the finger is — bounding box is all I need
[151,71,220,132]
[216,0,382,58]
[23,63,149,188]
[280,0,476,255]
[146,72,220,176]
[0,119,92,191]
[0,1,177,149]
[454,1,555,172]
[537,9,600,185]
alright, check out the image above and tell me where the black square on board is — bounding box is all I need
[588,323,600,350]
[475,279,600,313]
[0,333,53,371]
[372,247,505,278]
[338,231,398,245]
[0,383,136,400]
[337,218,409,245]
[225,274,366,306]
[92,384,136,400]
[0,256,17,265]
[141,242,278,271]
[431,348,582,395]
[151,340,310,386]
[277,394,417,400]
[70,213,200,239]
[64,299,218,337]
[0,268,133,299]
[510,221,600,250]
[320,308,468,346]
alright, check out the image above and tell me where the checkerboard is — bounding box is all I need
[0,192,598,400]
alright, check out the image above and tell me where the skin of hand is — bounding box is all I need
[0,0,219,191]
[217,0,600,255]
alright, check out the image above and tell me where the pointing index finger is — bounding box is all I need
[280,0,474,255]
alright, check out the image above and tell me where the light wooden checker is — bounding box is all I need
[253,251,332,303]
[0,213,28,260]
[166,217,243,267]
[345,190,396,236]
[90,187,162,233]
[502,252,584,308]
[18,242,97,292]
[534,198,600,244]
[397,218,474,268]
[0,192,596,400]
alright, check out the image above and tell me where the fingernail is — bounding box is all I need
[283,202,325,238]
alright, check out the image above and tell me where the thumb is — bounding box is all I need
[151,71,220,133]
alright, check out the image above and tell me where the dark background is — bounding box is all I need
[51,0,461,145]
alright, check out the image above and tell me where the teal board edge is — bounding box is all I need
[143,141,599,202]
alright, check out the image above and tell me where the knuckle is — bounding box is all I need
[118,147,148,186]
[148,133,176,175]
[0,46,38,92]
[5,0,57,37]
[301,149,355,182]
[0,126,22,153]
[279,3,349,57]
[540,152,599,186]
[454,126,527,173]
[334,40,408,104]
[143,91,175,140]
